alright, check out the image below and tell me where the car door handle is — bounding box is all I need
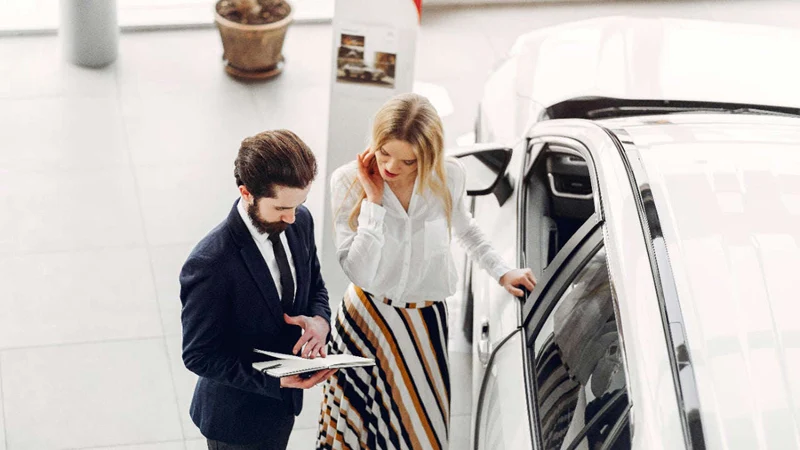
[478,318,491,367]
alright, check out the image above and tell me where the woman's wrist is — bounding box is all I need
[366,195,383,206]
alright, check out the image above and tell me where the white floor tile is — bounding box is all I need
[135,162,239,247]
[451,414,472,449]
[0,96,129,171]
[1,339,183,449]
[165,336,201,440]
[149,243,195,337]
[122,89,265,167]
[287,427,318,450]
[0,248,162,349]
[295,384,325,430]
[250,84,330,159]
[88,441,186,450]
[185,438,208,450]
[267,23,334,90]
[0,168,145,254]
[185,439,208,450]
[450,351,473,417]
[0,35,118,100]
[304,178,327,246]
[116,29,250,100]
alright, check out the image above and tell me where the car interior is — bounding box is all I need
[531,249,630,450]
[524,142,596,276]
[521,143,632,449]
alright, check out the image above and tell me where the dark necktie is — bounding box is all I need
[268,232,294,313]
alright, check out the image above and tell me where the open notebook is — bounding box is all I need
[252,349,376,378]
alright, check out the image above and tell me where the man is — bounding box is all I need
[180,130,334,449]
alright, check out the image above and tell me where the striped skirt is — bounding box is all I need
[317,284,451,450]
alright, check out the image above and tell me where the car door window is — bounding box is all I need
[475,330,534,450]
[523,141,597,276]
[529,247,631,450]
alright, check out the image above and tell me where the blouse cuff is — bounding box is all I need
[357,199,386,232]
[491,261,514,283]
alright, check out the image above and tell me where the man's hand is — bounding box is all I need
[499,268,537,297]
[280,369,337,389]
[284,314,331,358]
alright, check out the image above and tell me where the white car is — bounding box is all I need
[454,17,800,450]
[341,61,386,81]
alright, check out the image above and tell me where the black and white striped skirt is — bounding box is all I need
[317,284,451,450]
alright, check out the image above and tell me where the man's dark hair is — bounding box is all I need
[234,130,318,199]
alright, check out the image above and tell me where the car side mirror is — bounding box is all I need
[449,144,513,206]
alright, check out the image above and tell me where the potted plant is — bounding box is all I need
[215,0,293,79]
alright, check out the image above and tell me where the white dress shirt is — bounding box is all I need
[237,199,296,300]
[330,158,512,305]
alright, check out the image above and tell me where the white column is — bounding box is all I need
[320,0,421,306]
[60,0,119,68]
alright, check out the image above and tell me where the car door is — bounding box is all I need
[462,138,527,422]
[473,135,635,450]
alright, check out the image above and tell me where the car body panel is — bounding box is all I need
[474,330,534,450]
[480,16,800,145]
[606,115,800,449]
[464,137,527,440]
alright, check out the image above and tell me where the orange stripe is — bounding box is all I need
[355,287,439,450]
[338,323,404,446]
[419,304,451,424]
[330,293,406,447]
[400,308,449,427]
[343,404,366,449]
[334,430,345,448]
[341,294,417,447]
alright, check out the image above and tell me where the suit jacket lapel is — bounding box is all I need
[227,201,284,323]
[285,224,307,313]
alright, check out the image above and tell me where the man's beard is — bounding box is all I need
[247,201,289,236]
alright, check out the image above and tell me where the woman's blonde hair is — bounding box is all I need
[342,93,452,232]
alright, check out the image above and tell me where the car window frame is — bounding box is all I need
[518,136,604,298]
[523,230,633,450]
[518,135,604,325]
[518,132,636,450]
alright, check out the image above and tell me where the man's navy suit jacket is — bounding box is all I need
[179,200,331,444]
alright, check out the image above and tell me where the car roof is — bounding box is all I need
[510,17,800,111]
[600,113,800,448]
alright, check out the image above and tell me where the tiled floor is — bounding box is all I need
[1,1,799,449]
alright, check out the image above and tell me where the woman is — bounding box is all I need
[317,93,536,450]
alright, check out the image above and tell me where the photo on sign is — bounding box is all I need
[337,45,364,65]
[341,34,365,48]
[336,33,396,89]
[374,52,397,86]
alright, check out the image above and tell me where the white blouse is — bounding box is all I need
[330,158,512,305]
